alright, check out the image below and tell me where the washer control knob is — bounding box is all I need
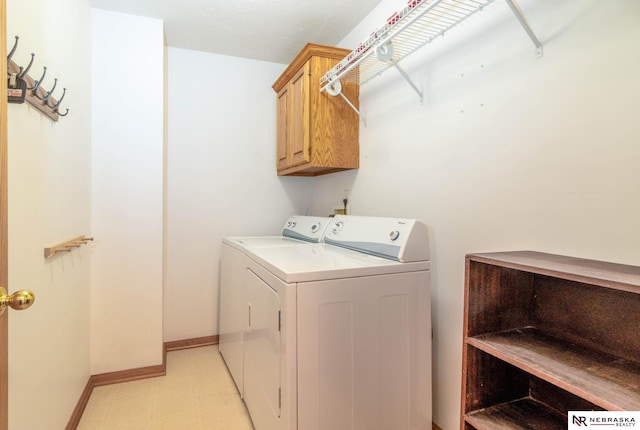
[332,221,344,234]
[291,221,297,228]
[389,230,400,241]
[311,223,320,233]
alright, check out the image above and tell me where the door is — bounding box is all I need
[1,4,35,428]
[244,268,281,430]
[288,63,310,168]
[1,0,9,428]
[276,85,289,171]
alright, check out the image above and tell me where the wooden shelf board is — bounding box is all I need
[466,397,566,430]
[467,251,640,294]
[468,328,640,411]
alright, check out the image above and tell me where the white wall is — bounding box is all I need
[7,0,92,428]
[91,10,165,373]
[312,1,640,428]
[9,1,637,428]
[164,48,314,342]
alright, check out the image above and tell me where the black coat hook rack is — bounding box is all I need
[6,36,69,121]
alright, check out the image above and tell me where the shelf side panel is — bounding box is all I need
[466,261,534,337]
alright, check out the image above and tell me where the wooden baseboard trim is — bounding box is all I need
[165,335,218,351]
[65,359,166,430]
[433,423,443,430]
[65,378,93,430]
[66,336,218,429]
[90,362,166,387]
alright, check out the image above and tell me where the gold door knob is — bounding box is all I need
[0,287,35,315]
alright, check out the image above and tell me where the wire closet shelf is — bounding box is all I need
[320,0,542,112]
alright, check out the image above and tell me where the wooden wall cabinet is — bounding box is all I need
[272,43,359,176]
[461,251,640,430]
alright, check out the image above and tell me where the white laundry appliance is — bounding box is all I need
[219,215,431,430]
[219,215,332,397]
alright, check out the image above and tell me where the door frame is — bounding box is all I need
[1,0,9,428]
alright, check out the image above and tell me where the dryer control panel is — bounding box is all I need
[324,215,430,262]
[281,215,331,243]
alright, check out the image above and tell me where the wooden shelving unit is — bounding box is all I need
[460,251,640,430]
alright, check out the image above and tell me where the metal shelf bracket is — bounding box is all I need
[377,42,424,103]
[505,0,544,58]
[324,80,367,126]
[390,60,424,104]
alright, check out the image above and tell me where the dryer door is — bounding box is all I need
[244,268,281,430]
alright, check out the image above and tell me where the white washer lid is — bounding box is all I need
[246,243,429,283]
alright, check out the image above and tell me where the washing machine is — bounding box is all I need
[219,215,332,397]
[230,215,432,430]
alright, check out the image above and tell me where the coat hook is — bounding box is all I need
[51,87,66,109]
[27,66,46,92]
[46,85,60,108]
[7,36,18,63]
[19,53,35,78]
[52,88,69,117]
[34,77,56,102]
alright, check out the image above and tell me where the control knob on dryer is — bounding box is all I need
[389,230,400,241]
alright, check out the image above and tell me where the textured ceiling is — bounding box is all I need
[89,0,384,64]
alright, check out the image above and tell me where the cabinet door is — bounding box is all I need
[276,86,289,170]
[288,63,310,167]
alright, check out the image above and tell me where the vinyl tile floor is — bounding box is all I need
[77,345,254,430]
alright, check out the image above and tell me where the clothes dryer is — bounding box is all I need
[219,215,331,397]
